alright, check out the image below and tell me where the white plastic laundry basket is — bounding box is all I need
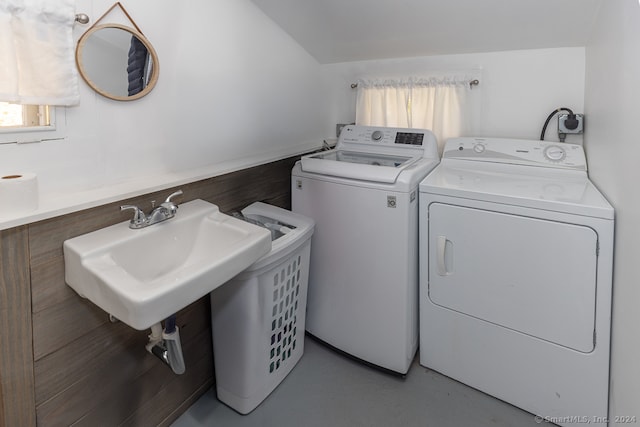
[210,202,314,414]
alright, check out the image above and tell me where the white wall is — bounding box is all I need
[0,0,327,201]
[321,47,586,143]
[585,0,640,422]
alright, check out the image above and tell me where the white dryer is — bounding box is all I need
[292,125,439,375]
[419,137,614,425]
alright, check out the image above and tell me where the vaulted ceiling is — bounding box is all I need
[249,0,604,63]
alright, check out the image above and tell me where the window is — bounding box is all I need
[355,74,481,151]
[0,102,65,144]
[0,102,51,127]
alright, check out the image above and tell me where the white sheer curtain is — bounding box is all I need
[356,75,479,152]
[0,0,79,106]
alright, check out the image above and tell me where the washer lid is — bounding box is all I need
[300,124,439,183]
[300,149,417,183]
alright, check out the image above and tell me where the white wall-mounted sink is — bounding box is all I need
[63,199,272,330]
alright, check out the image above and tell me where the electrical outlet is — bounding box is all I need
[558,114,584,134]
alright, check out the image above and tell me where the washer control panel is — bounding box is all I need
[444,137,587,171]
[339,125,431,148]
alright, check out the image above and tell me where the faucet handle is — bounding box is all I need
[161,190,183,215]
[164,190,183,204]
[120,205,147,228]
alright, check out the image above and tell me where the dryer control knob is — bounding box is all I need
[473,143,486,153]
[371,130,383,141]
[544,145,566,162]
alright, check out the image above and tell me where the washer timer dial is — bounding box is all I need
[543,145,566,162]
[371,130,383,141]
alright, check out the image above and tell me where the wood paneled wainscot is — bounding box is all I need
[0,226,36,427]
[0,156,298,427]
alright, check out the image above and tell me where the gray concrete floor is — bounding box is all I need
[171,336,542,427]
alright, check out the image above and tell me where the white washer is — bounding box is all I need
[292,125,439,374]
[419,137,614,425]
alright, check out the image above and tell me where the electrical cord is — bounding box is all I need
[540,107,574,141]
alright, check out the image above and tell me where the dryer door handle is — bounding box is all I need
[436,235,452,276]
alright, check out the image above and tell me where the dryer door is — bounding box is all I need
[428,203,598,352]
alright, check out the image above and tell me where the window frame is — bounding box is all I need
[0,105,66,145]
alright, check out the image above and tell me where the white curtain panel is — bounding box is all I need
[356,76,478,152]
[355,81,411,128]
[0,0,79,106]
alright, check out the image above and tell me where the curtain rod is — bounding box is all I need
[75,13,90,24]
[350,79,480,89]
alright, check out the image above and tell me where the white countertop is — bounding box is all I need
[0,142,319,231]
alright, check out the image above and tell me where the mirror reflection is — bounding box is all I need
[76,24,159,101]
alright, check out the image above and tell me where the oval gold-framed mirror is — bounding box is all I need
[76,23,159,101]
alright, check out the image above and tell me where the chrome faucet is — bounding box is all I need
[121,190,183,229]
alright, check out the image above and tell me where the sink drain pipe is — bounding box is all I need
[146,314,186,374]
